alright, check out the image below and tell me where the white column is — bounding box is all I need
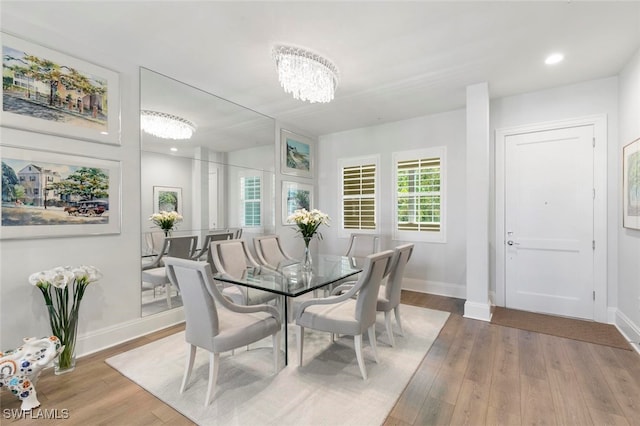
[464,82,492,321]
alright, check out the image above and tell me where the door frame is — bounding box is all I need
[495,115,608,322]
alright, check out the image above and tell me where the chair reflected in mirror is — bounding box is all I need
[193,231,234,261]
[141,235,198,309]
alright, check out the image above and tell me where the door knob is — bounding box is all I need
[507,240,520,246]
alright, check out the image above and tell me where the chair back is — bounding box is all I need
[384,244,414,308]
[209,239,259,279]
[196,231,234,260]
[165,257,220,352]
[254,235,292,269]
[345,233,380,258]
[354,250,393,329]
[144,231,166,255]
[166,235,199,259]
[227,227,243,239]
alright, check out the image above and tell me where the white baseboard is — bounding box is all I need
[75,308,185,358]
[402,277,466,299]
[463,300,492,322]
[612,308,640,355]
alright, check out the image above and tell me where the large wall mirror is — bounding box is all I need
[140,67,276,317]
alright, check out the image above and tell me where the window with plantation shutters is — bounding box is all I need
[340,157,378,231]
[393,147,446,242]
[240,175,261,227]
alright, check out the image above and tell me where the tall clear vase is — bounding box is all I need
[302,238,313,272]
[49,305,78,375]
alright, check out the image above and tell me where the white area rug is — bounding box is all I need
[106,305,449,425]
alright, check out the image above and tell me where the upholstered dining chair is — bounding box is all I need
[345,233,380,258]
[333,243,414,347]
[192,231,234,261]
[141,235,198,308]
[163,257,281,406]
[295,250,393,380]
[253,234,295,270]
[209,239,278,306]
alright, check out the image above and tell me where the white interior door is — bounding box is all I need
[505,125,595,320]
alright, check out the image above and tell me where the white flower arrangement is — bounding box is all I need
[287,208,330,244]
[149,210,183,233]
[29,265,103,372]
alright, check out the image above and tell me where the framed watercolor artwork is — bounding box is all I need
[1,32,121,145]
[153,186,182,214]
[281,129,314,178]
[282,180,313,225]
[623,137,640,230]
[0,145,121,239]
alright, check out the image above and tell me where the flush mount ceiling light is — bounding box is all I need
[545,53,564,65]
[140,110,197,140]
[272,45,339,103]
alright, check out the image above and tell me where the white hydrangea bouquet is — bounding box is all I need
[28,265,102,373]
[149,210,183,236]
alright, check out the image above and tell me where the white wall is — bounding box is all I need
[317,110,468,298]
[141,151,194,234]
[617,48,640,345]
[491,77,620,307]
[0,21,190,355]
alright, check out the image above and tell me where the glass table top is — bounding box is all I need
[213,254,364,297]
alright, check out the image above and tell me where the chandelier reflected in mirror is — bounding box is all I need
[140,110,197,140]
[272,45,339,103]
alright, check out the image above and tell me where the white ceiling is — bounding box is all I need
[3,1,640,138]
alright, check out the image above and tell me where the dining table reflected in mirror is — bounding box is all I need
[139,67,276,317]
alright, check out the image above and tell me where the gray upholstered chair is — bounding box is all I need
[192,231,234,261]
[332,243,414,346]
[376,243,413,346]
[295,250,393,380]
[253,235,295,270]
[209,239,278,306]
[345,233,380,258]
[141,235,198,308]
[164,257,281,406]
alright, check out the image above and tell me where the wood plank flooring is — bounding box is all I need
[1,291,638,425]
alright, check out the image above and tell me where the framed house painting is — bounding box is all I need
[0,145,121,239]
[282,181,313,224]
[623,137,640,230]
[153,186,182,214]
[281,129,314,178]
[1,32,121,145]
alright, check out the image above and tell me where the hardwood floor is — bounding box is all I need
[2,292,638,425]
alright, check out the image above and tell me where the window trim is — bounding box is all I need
[338,155,379,237]
[392,147,446,243]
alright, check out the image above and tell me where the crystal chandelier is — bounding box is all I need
[272,45,339,103]
[140,110,197,140]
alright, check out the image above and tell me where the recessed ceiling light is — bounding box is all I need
[545,53,564,65]
[170,147,178,152]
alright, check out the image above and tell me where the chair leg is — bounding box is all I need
[180,344,196,393]
[384,311,396,347]
[394,305,404,336]
[354,334,367,380]
[204,352,220,407]
[272,331,281,373]
[296,325,304,366]
[368,325,379,363]
[165,283,172,309]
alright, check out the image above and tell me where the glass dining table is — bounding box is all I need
[213,254,364,365]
